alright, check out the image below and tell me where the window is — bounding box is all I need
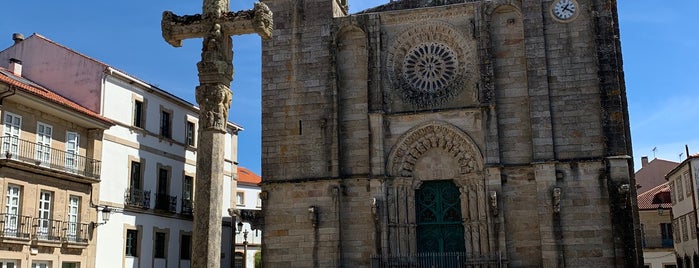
[186,121,195,146]
[65,132,79,172]
[182,176,193,215]
[154,231,167,259]
[234,252,244,268]
[691,212,697,240]
[155,167,171,211]
[256,193,262,208]
[236,192,244,206]
[2,112,21,159]
[158,168,169,195]
[0,260,18,268]
[4,185,21,236]
[670,182,676,205]
[130,161,142,190]
[160,110,172,139]
[31,262,50,268]
[677,177,685,201]
[37,191,52,240]
[66,196,80,241]
[62,262,79,268]
[674,219,681,243]
[661,222,673,248]
[681,216,689,242]
[35,122,53,166]
[685,172,692,197]
[126,229,139,257]
[133,100,144,128]
[180,234,191,260]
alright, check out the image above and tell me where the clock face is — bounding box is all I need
[552,0,578,21]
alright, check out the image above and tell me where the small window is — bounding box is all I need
[154,231,166,258]
[236,192,244,206]
[256,193,262,208]
[126,229,139,257]
[180,234,191,260]
[160,110,172,139]
[130,161,142,190]
[134,100,144,128]
[186,121,195,146]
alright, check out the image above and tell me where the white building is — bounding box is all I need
[233,167,262,268]
[667,154,699,267]
[0,33,242,268]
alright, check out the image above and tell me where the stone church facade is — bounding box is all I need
[260,0,641,266]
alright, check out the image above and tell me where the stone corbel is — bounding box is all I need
[617,183,630,209]
[489,191,498,216]
[308,206,319,227]
[552,187,562,214]
[370,198,379,222]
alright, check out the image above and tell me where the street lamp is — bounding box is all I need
[92,206,112,228]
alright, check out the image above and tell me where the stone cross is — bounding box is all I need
[161,1,272,267]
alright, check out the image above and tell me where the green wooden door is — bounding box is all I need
[416,180,465,253]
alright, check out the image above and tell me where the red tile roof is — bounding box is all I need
[0,67,112,125]
[637,181,671,210]
[635,158,679,191]
[238,167,260,185]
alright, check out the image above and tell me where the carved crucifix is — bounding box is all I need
[161,1,272,267]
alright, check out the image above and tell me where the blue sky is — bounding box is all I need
[0,0,697,174]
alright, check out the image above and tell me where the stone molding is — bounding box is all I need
[387,121,483,177]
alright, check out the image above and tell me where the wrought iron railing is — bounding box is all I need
[125,188,151,209]
[1,213,90,245]
[0,213,31,239]
[0,136,101,179]
[63,222,89,244]
[155,193,177,212]
[181,198,193,216]
[371,252,502,268]
[33,218,62,242]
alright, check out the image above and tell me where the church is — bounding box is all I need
[259,0,640,266]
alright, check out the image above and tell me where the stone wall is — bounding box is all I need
[261,0,640,266]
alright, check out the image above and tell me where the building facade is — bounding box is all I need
[635,157,679,268]
[260,0,640,266]
[0,34,242,268]
[233,167,262,268]
[668,155,699,267]
[0,57,113,267]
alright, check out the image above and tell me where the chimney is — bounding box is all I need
[12,33,24,45]
[641,156,649,168]
[9,58,22,77]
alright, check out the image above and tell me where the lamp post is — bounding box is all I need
[92,206,112,228]
[243,229,249,268]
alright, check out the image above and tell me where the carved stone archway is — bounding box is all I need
[383,121,491,256]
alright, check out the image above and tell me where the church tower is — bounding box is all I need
[260,0,640,266]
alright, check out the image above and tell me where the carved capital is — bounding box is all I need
[253,2,273,40]
[196,84,232,132]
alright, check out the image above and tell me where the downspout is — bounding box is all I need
[0,86,17,107]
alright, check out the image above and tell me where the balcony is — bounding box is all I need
[125,188,151,209]
[0,136,101,180]
[0,213,31,241]
[181,199,193,216]
[33,218,62,243]
[155,193,177,213]
[0,213,89,247]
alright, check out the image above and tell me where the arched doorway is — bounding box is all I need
[415,180,465,253]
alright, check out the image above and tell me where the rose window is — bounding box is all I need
[402,42,458,93]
